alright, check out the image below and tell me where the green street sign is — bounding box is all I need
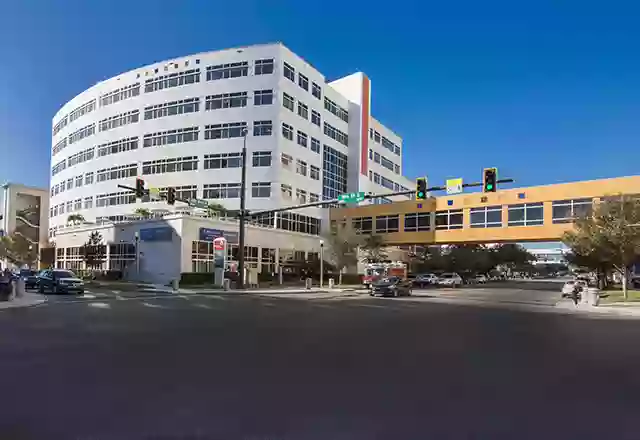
[338,192,365,204]
[188,198,210,209]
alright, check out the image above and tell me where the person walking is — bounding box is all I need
[571,282,582,306]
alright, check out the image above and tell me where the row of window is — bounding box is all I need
[342,198,596,234]
[280,153,321,181]
[369,128,401,156]
[281,123,322,153]
[282,92,322,127]
[283,62,323,100]
[368,170,409,193]
[369,149,400,174]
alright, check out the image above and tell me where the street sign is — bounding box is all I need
[338,192,365,204]
[446,178,463,195]
[148,187,161,200]
[188,198,209,209]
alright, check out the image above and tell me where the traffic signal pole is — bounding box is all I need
[237,130,248,290]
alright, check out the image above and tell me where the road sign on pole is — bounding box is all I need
[337,192,365,204]
[446,178,463,195]
[188,198,210,209]
[148,187,161,201]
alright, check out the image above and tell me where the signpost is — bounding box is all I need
[213,237,227,288]
[188,198,210,209]
[446,178,463,195]
[337,192,365,204]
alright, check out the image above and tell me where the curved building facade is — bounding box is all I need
[49,43,413,239]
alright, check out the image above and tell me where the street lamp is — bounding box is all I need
[134,231,140,277]
[319,240,324,288]
[237,128,249,289]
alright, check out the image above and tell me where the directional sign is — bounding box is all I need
[446,178,463,195]
[188,198,209,209]
[148,187,161,200]
[338,192,365,204]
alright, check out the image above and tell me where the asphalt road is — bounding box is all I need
[1,292,640,439]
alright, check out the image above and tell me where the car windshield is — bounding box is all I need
[53,270,76,279]
[20,269,36,276]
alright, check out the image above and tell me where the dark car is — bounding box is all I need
[38,269,85,294]
[370,276,413,297]
[19,269,39,289]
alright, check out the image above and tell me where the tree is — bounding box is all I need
[134,208,152,219]
[0,233,38,267]
[360,234,388,263]
[325,226,361,285]
[563,195,640,299]
[493,244,536,275]
[206,203,227,218]
[82,231,106,269]
[66,214,85,225]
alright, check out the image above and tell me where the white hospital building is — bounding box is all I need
[48,43,415,281]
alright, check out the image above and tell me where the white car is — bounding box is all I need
[474,274,488,284]
[438,273,463,287]
[562,280,587,297]
[414,273,438,287]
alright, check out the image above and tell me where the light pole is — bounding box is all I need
[320,240,324,288]
[237,128,248,289]
[134,231,140,278]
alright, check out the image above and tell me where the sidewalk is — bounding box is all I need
[0,292,47,310]
[555,299,640,317]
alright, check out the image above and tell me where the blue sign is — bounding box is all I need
[199,228,239,244]
[139,227,173,242]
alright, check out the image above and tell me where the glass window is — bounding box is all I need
[375,215,399,233]
[404,212,431,232]
[552,198,592,224]
[508,203,544,226]
[470,206,502,228]
[352,217,373,234]
[283,62,295,82]
[435,209,463,230]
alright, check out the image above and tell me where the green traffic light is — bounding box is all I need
[486,184,493,190]
[418,191,424,198]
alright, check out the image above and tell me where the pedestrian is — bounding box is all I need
[571,283,581,306]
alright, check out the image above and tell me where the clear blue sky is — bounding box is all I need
[1,0,638,191]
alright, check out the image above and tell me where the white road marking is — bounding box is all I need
[88,302,110,309]
[192,303,214,309]
[141,301,166,308]
[80,294,97,299]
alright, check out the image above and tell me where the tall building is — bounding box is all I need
[49,43,414,240]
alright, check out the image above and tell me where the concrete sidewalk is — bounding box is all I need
[0,292,47,310]
[555,299,640,317]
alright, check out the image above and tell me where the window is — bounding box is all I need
[283,92,295,111]
[254,89,273,106]
[283,62,295,82]
[66,178,73,190]
[508,202,544,226]
[204,122,247,139]
[204,93,246,110]
[99,110,140,131]
[381,136,397,154]
[374,131,381,143]
[282,123,293,141]
[96,163,137,182]
[552,198,593,224]
[310,137,321,153]
[144,98,199,119]
[380,156,395,172]
[380,176,395,190]
[297,130,308,148]
[373,172,381,184]
[98,136,139,156]
[352,217,373,234]
[75,175,83,187]
[435,209,463,230]
[100,82,140,106]
[323,145,348,200]
[298,101,309,120]
[394,145,401,155]
[68,123,95,144]
[470,206,502,228]
[375,215,400,233]
[296,159,307,176]
[310,165,320,180]
[281,153,293,169]
[84,197,93,209]
[67,147,95,167]
[374,152,381,163]
[96,191,136,207]
[143,127,198,148]
[204,152,241,169]
[324,97,349,122]
[254,58,274,75]
[65,201,73,213]
[85,172,94,185]
[276,213,321,235]
[311,110,321,126]
[157,185,198,201]
[281,184,292,200]
[323,122,348,146]
[145,68,200,92]
[404,212,431,232]
[52,138,67,156]
[142,156,198,175]
[312,82,322,99]
[53,116,68,136]
[203,183,240,199]
[205,62,248,81]
[298,73,309,91]
[394,164,400,174]
[253,120,272,136]
[252,151,271,167]
[69,100,96,123]
[296,188,307,204]
[252,182,271,198]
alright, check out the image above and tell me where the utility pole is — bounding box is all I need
[237,128,248,289]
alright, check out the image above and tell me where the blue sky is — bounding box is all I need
[1,0,638,192]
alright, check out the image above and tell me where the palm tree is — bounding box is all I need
[66,214,85,225]
[134,208,152,219]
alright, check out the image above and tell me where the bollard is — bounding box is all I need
[328,278,335,289]
[223,278,231,291]
[305,277,312,290]
[172,279,179,291]
[587,287,600,307]
[16,278,26,298]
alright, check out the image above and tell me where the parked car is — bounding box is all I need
[37,269,85,294]
[370,276,413,297]
[437,273,463,288]
[474,274,488,284]
[561,280,587,298]
[19,269,39,289]
[413,273,438,287]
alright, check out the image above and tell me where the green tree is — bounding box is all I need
[493,244,536,275]
[206,203,228,218]
[0,233,38,267]
[325,225,361,285]
[66,213,85,225]
[563,195,640,299]
[134,208,152,219]
[82,231,106,269]
[360,234,388,263]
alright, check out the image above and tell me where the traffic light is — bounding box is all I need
[483,168,498,193]
[135,178,145,198]
[167,187,176,205]
[416,177,427,200]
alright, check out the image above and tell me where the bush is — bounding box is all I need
[180,272,215,286]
